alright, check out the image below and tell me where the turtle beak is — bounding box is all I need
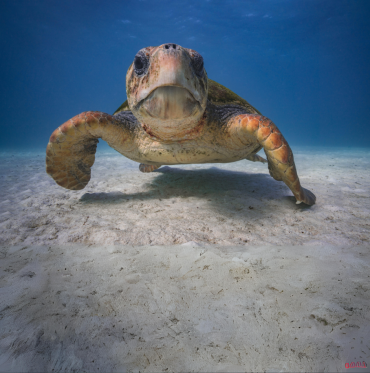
[139,85,201,120]
[136,44,203,104]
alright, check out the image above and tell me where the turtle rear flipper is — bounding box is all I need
[245,154,267,163]
[46,111,134,190]
[139,164,162,173]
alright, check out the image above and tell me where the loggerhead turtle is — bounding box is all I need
[46,43,316,205]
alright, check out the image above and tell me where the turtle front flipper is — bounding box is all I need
[228,114,316,205]
[46,111,135,190]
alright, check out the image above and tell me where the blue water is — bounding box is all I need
[0,0,369,150]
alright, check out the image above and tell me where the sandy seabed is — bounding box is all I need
[0,146,369,372]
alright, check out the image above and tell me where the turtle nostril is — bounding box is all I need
[164,43,178,50]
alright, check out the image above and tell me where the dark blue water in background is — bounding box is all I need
[1,0,369,150]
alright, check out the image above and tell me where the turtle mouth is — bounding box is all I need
[138,85,201,120]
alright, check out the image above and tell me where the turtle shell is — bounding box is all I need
[114,99,130,114]
[206,79,261,115]
[113,79,261,115]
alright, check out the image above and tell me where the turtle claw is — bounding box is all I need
[297,187,316,206]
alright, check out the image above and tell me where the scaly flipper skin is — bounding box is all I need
[46,111,134,190]
[227,114,316,205]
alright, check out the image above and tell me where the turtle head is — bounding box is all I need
[126,43,208,140]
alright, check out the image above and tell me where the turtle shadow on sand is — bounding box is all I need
[80,166,310,217]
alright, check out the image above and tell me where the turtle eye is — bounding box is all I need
[192,53,204,77]
[134,51,149,76]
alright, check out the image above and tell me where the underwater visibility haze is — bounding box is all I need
[1,2,370,371]
[0,0,370,150]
